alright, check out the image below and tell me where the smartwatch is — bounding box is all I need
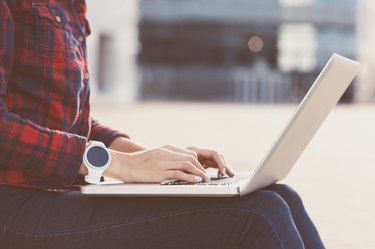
[83,141,112,184]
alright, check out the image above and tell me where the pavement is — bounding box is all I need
[92,102,375,249]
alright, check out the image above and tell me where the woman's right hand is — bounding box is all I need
[104,145,211,184]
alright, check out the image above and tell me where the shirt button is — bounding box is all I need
[78,35,84,42]
[84,72,90,80]
[55,16,62,23]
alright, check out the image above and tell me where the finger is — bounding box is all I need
[197,157,235,177]
[163,145,198,158]
[164,170,203,183]
[200,160,218,168]
[166,161,209,181]
[169,152,207,174]
[193,149,227,176]
[220,154,235,177]
[225,165,235,177]
[154,148,207,174]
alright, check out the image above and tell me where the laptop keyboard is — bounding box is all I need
[161,175,249,186]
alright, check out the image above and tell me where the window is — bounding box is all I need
[278,23,317,72]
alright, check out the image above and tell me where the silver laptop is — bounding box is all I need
[81,54,360,197]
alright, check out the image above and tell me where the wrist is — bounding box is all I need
[81,141,112,184]
[103,149,127,181]
[80,147,130,182]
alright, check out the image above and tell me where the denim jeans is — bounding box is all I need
[0,184,325,249]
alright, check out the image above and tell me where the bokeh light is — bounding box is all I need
[248,36,264,53]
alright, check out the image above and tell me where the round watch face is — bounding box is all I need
[87,146,109,169]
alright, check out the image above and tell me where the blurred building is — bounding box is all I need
[138,0,280,102]
[86,0,139,103]
[86,0,359,103]
[356,0,375,102]
[138,0,357,103]
[280,0,356,70]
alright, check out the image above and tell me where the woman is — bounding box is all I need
[0,0,325,248]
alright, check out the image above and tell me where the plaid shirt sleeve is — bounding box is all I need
[0,0,87,186]
[89,117,130,148]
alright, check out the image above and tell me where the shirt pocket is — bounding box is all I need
[31,3,82,62]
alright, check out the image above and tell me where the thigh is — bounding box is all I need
[0,185,303,249]
[265,184,326,249]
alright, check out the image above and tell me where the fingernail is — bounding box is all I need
[194,176,203,182]
[222,168,226,175]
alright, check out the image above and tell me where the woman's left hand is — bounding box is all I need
[187,147,235,178]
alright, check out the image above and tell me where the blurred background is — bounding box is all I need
[86,0,375,248]
[87,0,375,104]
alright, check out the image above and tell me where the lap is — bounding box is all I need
[0,184,302,249]
[0,184,293,230]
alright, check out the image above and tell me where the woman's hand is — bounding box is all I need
[187,147,235,178]
[104,145,211,183]
[102,144,234,184]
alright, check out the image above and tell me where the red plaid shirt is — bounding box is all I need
[0,0,128,189]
